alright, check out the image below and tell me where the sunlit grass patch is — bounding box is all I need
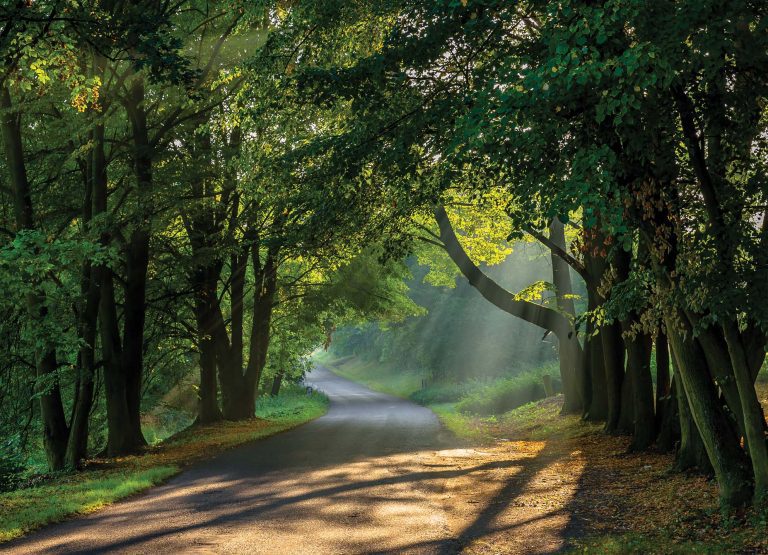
[0,387,328,543]
[454,363,560,415]
[429,403,495,443]
[0,466,177,543]
[429,394,600,444]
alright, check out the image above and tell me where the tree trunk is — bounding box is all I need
[723,321,768,508]
[193,265,223,424]
[271,372,284,397]
[667,318,752,508]
[1,85,69,470]
[656,373,680,453]
[624,327,655,451]
[434,205,583,413]
[64,260,99,467]
[557,327,584,414]
[100,270,140,456]
[119,76,154,449]
[601,320,626,432]
[674,372,712,474]
[586,325,608,421]
[237,246,279,419]
[549,218,585,415]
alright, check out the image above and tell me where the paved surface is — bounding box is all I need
[5,366,466,554]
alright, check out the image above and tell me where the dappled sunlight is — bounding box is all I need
[439,440,586,554]
[5,427,587,554]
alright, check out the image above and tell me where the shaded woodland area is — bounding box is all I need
[2,0,768,544]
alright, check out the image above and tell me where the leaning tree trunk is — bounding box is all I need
[667,317,752,508]
[434,205,583,413]
[723,321,768,507]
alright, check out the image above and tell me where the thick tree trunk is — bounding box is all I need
[624,327,655,451]
[667,319,752,507]
[586,325,608,421]
[549,219,585,416]
[120,229,149,447]
[193,265,223,424]
[601,320,626,432]
[674,372,712,474]
[556,326,584,415]
[694,325,747,440]
[434,205,583,413]
[120,77,155,449]
[723,321,768,507]
[100,271,141,456]
[1,85,69,470]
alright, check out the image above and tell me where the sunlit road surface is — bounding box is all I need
[4,366,583,554]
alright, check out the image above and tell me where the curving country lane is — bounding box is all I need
[4,366,465,554]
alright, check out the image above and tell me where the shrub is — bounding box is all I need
[410,382,478,405]
[0,435,26,493]
[455,364,561,416]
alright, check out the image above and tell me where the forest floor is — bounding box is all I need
[0,388,328,543]
[440,394,768,554]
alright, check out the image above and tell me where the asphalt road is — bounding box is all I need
[5,365,461,554]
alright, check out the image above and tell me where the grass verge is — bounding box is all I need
[0,387,328,543]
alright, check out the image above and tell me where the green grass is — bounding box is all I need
[454,362,560,415]
[0,466,177,543]
[429,403,495,442]
[0,387,328,543]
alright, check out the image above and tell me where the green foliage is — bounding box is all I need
[255,384,329,421]
[0,466,178,543]
[0,435,26,493]
[409,382,476,405]
[455,363,561,416]
[329,250,560,383]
